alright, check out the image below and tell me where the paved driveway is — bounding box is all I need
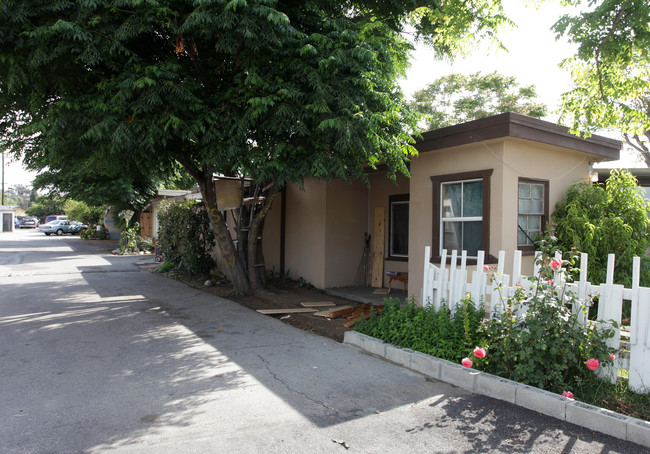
[0,230,645,453]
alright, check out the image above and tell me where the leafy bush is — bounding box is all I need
[551,169,650,287]
[80,226,109,240]
[355,297,485,362]
[157,200,215,277]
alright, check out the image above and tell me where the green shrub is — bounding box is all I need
[354,297,485,362]
[551,169,650,287]
[80,226,109,240]
[157,200,215,277]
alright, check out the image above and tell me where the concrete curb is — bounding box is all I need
[344,331,650,449]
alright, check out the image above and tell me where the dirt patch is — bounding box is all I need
[139,263,361,342]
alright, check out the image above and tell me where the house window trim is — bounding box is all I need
[431,169,493,264]
[517,178,549,254]
[387,193,409,262]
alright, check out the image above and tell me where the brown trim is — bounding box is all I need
[517,178,549,253]
[387,193,409,261]
[415,112,621,162]
[431,169,493,263]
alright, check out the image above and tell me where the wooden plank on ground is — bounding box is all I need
[371,207,385,287]
[300,301,336,308]
[313,305,355,317]
[256,308,318,315]
[343,305,384,328]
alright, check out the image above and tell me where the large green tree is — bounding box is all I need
[554,0,650,165]
[410,71,548,131]
[0,0,507,292]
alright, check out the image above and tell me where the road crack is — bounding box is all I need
[255,353,340,416]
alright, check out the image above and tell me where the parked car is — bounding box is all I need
[69,221,88,234]
[19,216,39,229]
[38,220,78,236]
[44,215,68,224]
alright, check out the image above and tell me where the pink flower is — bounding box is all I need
[473,347,486,359]
[586,358,600,371]
[623,318,630,323]
[610,353,616,360]
[483,265,489,271]
[562,391,574,399]
[461,357,473,368]
[550,259,563,271]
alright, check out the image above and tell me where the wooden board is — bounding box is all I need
[300,301,336,308]
[313,305,355,317]
[256,308,318,315]
[371,207,385,287]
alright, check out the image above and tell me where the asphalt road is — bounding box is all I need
[0,229,647,453]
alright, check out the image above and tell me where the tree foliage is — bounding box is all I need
[0,0,508,292]
[63,199,106,225]
[554,0,650,165]
[410,71,548,131]
[550,170,650,287]
[25,194,65,220]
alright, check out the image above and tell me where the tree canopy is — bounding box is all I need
[409,71,548,131]
[0,0,508,292]
[554,0,650,165]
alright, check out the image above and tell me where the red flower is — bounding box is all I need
[562,391,574,399]
[610,353,616,360]
[461,357,473,368]
[473,347,486,359]
[586,358,599,371]
[550,259,563,271]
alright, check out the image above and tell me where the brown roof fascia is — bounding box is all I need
[415,112,621,161]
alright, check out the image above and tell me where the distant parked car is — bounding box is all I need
[44,215,68,224]
[19,216,39,229]
[38,220,78,236]
[69,221,88,234]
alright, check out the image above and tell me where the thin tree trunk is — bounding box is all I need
[186,163,251,293]
[247,191,277,290]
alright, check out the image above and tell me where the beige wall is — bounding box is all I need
[284,179,328,287]
[324,179,369,287]
[408,139,594,303]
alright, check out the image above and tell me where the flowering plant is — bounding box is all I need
[471,251,617,393]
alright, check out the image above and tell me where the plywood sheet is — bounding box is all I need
[371,207,385,287]
[256,308,317,315]
[300,302,336,308]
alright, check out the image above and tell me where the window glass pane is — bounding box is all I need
[442,183,462,218]
[519,182,530,198]
[532,199,544,214]
[463,221,482,256]
[518,215,527,229]
[463,181,483,217]
[442,221,462,251]
[390,202,409,256]
[529,215,541,230]
[519,199,530,214]
[518,230,527,246]
[531,184,544,200]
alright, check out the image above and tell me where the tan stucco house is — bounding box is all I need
[261,113,621,305]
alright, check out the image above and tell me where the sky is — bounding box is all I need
[0,0,640,194]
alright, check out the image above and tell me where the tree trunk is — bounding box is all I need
[193,168,251,294]
[247,192,277,290]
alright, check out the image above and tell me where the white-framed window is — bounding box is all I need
[440,179,483,257]
[431,169,492,260]
[517,179,548,250]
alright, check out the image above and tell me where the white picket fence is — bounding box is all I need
[421,246,650,393]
